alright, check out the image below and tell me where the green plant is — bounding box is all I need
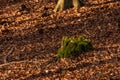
[57,36,94,58]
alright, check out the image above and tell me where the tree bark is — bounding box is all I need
[53,0,82,12]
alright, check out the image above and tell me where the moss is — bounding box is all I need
[57,36,94,58]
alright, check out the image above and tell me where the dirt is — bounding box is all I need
[0,0,120,79]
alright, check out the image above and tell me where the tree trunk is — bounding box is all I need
[53,0,83,12]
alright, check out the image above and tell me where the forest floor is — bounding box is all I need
[0,0,120,79]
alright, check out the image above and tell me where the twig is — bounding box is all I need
[0,60,34,67]
[4,47,14,64]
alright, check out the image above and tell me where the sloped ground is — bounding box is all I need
[0,0,120,79]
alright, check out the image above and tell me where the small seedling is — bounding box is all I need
[57,36,94,58]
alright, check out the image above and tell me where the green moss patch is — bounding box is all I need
[57,36,94,58]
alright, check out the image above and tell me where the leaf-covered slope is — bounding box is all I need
[0,0,120,79]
